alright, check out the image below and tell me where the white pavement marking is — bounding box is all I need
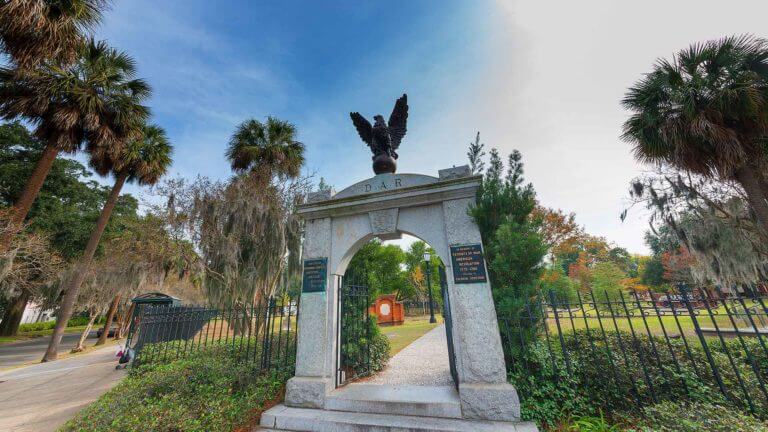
[368,324,453,386]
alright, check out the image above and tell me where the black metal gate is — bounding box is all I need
[335,274,372,387]
[439,265,459,389]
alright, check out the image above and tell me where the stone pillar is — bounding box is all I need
[442,198,521,421]
[285,217,334,408]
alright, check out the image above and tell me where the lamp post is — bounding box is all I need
[423,251,436,324]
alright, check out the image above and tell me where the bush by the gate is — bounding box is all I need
[341,316,390,376]
[508,330,767,428]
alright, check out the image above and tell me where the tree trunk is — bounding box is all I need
[114,311,124,339]
[96,294,120,346]
[0,145,60,254]
[735,165,768,234]
[71,310,98,353]
[116,302,135,339]
[0,290,30,336]
[42,172,128,362]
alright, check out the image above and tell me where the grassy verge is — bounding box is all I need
[380,315,441,355]
[0,325,90,345]
[62,344,292,432]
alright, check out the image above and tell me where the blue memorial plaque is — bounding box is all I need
[302,258,328,293]
[450,244,488,284]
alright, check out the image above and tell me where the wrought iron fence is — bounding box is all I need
[336,275,371,387]
[498,287,768,417]
[402,300,441,317]
[126,295,299,372]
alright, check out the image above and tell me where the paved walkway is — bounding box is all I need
[368,324,452,386]
[0,345,125,432]
[0,331,97,369]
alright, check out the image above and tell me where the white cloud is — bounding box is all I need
[388,0,768,253]
[96,0,768,255]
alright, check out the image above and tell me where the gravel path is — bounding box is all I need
[368,324,452,386]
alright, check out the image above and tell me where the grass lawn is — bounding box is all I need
[540,303,766,339]
[379,315,442,355]
[0,325,90,345]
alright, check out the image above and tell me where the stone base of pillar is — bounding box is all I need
[458,382,521,421]
[284,376,332,409]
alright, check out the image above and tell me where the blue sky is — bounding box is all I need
[93,0,768,253]
[99,1,493,185]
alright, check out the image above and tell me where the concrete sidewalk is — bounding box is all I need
[0,345,126,432]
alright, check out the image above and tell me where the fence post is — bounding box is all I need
[539,295,558,375]
[604,290,654,404]
[548,290,572,375]
[665,289,702,377]
[698,289,757,413]
[646,290,688,396]
[679,285,729,398]
[713,287,768,402]
[732,289,768,359]
[630,290,672,392]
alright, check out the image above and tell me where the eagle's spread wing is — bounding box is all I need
[388,94,408,150]
[350,112,373,146]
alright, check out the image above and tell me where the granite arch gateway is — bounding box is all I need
[261,165,536,431]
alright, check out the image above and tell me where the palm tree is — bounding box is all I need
[43,124,172,361]
[0,0,109,68]
[225,117,305,181]
[622,35,768,232]
[0,40,150,255]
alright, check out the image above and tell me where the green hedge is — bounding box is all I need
[508,330,767,429]
[62,343,291,432]
[18,321,56,332]
[18,316,105,333]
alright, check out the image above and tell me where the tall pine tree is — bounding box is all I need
[469,146,546,320]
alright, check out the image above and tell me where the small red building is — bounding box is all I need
[369,294,404,326]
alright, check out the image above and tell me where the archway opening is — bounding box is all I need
[336,233,455,388]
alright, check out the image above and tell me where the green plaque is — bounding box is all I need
[450,244,488,284]
[302,258,328,293]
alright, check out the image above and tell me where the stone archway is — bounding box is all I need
[283,166,521,422]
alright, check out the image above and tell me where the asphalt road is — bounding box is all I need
[0,345,125,432]
[0,331,97,369]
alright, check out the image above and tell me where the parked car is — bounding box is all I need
[96,323,118,338]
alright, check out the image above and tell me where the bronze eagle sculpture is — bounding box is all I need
[350,94,408,174]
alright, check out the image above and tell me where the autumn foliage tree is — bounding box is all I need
[532,206,584,254]
[661,246,696,285]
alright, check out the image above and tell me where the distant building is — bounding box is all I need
[20,302,55,324]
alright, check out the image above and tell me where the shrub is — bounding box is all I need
[567,412,621,432]
[18,321,55,332]
[17,316,105,333]
[67,315,105,327]
[62,344,291,432]
[341,315,390,376]
[507,329,767,428]
[368,317,391,372]
[637,401,768,432]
